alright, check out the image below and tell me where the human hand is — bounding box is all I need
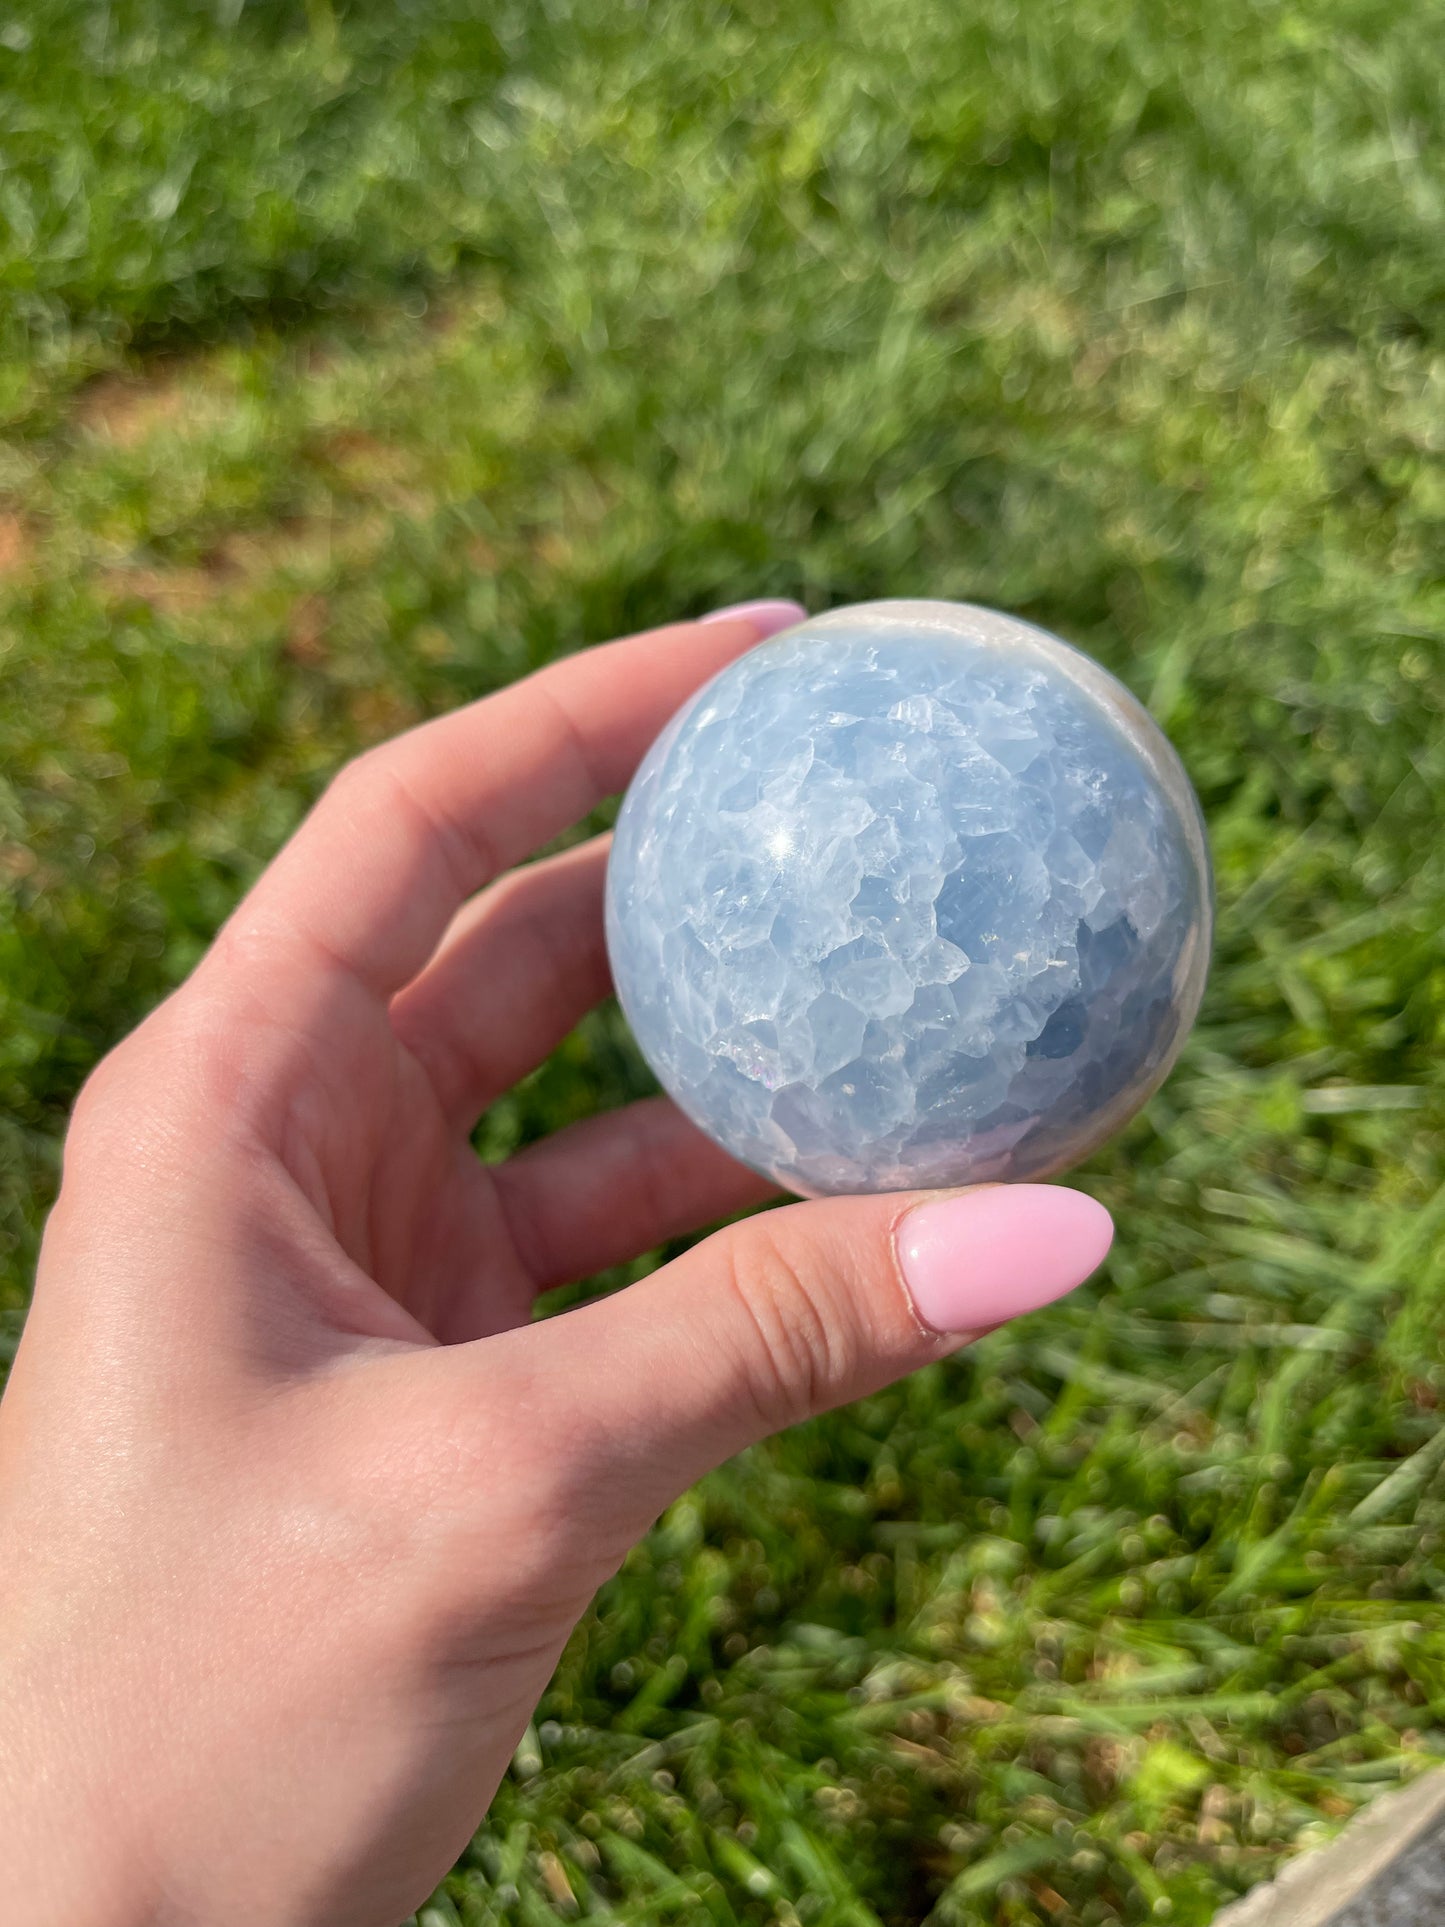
[0,603,1113,1927]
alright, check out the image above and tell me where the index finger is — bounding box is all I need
[217,603,805,1003]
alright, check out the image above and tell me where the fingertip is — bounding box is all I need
[699,598,808,639]
[895,1183,1113,1336]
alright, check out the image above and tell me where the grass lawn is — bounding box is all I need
[4,0,1445,1920]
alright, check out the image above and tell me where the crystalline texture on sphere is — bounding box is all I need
[605,600,1213,1196]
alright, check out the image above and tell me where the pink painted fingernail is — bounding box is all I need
[700,598,807,635]
[896,1186,1113,1335]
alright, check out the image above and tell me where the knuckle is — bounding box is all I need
[66,1045,132,1145]
[326,742,386,803]
[63,1089,113,1186]
[331,741,491,901]
[716,1220,852,1433]
[64,1018,166,1161]
[315,747,395,847]
[318,745,410,848]
[398,1426,612,1639]
[63,994,247,1180]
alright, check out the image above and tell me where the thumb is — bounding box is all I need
[528,1183,1112,1528]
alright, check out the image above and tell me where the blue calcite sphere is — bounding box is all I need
[606,601,1211,1196]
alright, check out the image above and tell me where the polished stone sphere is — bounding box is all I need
[605,600,1212,1196]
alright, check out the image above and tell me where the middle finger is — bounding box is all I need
[389,835,613,1129]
